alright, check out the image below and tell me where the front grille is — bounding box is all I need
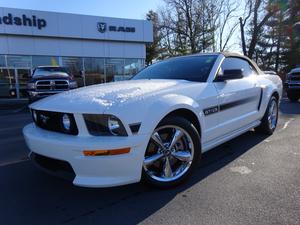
[36,80,69,91]
[33,110,78,135]
[290,76,300,81]
[30,153,75,181]
[289,83,300,87]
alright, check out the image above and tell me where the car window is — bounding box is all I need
[132,55,218,82]
[220,57,257,77]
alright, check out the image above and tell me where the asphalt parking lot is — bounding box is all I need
[0,99,299,225]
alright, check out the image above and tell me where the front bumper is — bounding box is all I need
[286,84,300,95]
[23,123,149,187]
[28,90,67,101]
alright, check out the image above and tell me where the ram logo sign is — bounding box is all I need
[97,22,106,33]
[97,22,135,33]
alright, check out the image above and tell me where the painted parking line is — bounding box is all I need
[0,158,30,167]
[0,126,24,132]
[280,118,295,131]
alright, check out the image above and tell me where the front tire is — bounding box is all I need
[255,96,279,135]
[142,116,201,188]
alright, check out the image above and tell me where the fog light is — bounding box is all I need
[83,147,131,156]
[62,114,71,131]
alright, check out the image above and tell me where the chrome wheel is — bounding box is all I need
[143,125,194,182]
[268,99,278,130]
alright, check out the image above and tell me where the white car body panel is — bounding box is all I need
[23,53,283,187]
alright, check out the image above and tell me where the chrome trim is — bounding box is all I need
[143,125,194,182]
[35,79,69,91]
[268,99,278,130]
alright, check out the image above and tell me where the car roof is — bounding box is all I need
[182,52,257,64]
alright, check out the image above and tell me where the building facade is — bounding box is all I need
[0,7,153,98]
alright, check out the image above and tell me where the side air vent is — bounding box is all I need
[129,123,141,134]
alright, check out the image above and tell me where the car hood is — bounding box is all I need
[30,79,200,114]
[31,73,71,81]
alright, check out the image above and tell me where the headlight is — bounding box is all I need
[27,82,35,89]
[69,80,78,89]
[31,109,38,122]
[62,114,71,131]
[108,116,121,135]
[83,114,128,136]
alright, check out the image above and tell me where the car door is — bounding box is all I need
[213,57,262,138]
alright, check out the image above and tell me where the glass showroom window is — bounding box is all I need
[62,57,84,87]
[84,58,105,86]
[0,68,14,98]
[6,55,31,68]
[124,59,143,79]
[5,55,32,98]
[32,56,59,68]
[0,55,6,67]
[0,55,12,97]
[105,58,124,82]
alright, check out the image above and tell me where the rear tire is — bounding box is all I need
[142,116,201,188]
[255,96,279,135]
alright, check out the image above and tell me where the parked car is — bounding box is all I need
[27,66,78,102]
[285,68,300,102]
[23,53,282,188]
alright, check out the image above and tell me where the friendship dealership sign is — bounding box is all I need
[0,13,136,34]
[0,13,47,29]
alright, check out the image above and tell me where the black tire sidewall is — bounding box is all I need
[260,96,279,134]
[142,116,201,188]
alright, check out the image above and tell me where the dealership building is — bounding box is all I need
[0,7,153,98]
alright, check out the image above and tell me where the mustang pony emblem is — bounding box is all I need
[40,114,49,124]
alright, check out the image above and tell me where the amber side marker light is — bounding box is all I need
[83,147,131,156]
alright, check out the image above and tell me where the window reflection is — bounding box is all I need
[124,59,143,79]
[0,68,15,98]
[62,57,84,87]
[0,55,5,67]
[32,56,59,68]
[6,55,31,68]
[84,58,105,85]
[105,58,124,82]
[0,55,145,98]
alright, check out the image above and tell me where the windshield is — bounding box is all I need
[133,55,218,82]
[33,67,69,77]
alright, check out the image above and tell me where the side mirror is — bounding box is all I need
[215,69,244,82]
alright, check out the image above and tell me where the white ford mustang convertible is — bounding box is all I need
[23,53,282,188]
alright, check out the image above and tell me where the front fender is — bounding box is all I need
[139,94,202,136]
[259,75,283,116]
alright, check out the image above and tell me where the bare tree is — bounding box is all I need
[216,0,239,51]
[240,0,278,59]
[146,10,163,65]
